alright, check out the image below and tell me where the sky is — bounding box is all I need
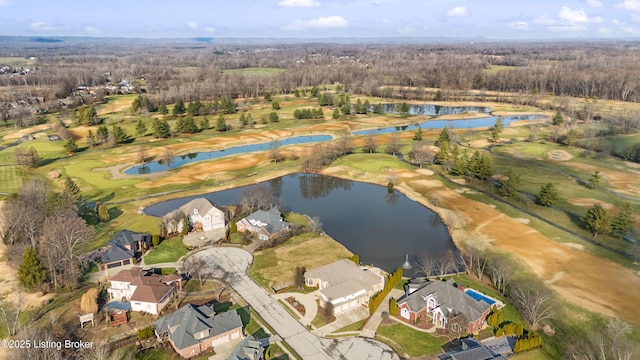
[1,0,640,40]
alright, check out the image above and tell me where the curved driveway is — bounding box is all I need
[189,247,399,360]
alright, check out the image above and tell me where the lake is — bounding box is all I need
[125,135,333,175]
[144,173,455,277]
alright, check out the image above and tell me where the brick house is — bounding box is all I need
[396,278,491,334]
[154,304,244,358]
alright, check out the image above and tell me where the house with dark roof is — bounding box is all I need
[236,208,289,241]
[397,279,491,334]
[304,259,385,315]
[163,198,226,234]
[100,230,150,270]
[227,335,264,360]
[107,267,180,315]
[445,337,508,360]
[154,304,244,359]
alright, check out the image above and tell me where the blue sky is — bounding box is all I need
[1,0,640,39]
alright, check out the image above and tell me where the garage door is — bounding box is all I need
[211,336,228,347]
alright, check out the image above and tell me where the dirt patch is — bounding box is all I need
[512,218,530,224]
[547,150,573,161]
[564,243,585,251]
[567,198,616,210]
[415,168,434,176]
[2,124,50,140]
[564,161,640,196]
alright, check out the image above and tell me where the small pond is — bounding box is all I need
[353,114,545,135]
[145,173,455,277]
[125,135,333,175]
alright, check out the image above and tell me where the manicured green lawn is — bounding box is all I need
[332,153,414,173]
[333,319,366,333]
[375,323,448,357]
[0,165,27,194]
[143,236,187,264]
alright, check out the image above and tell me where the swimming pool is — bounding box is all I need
[465,289,497,306]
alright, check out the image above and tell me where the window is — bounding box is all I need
[215,213,220,218]
[401,307,410,319]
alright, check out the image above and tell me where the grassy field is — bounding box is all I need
[223,67,287,76]
[482,65,518,74]
[143,236,188,264]
[0,57,36,67]
[0,165,27,194]
[248,232,353,290]
[375,323,448,357]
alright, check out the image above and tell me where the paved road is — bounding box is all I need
[189,247,399,360]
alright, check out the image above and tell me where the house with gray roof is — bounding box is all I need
[227,335,264,360]
[154,304,244,358]
[445,337,508,360]
[100,230,150,270]
[236,208,289,241]
[397,279,491,334]
[305,259,384,315]
[163,198,226,234]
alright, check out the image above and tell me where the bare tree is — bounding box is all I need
[510,281,555,329]
[240,185,278,213]
[458,240,488,281]
[386,132,401,156]
[435,249,456,278]
[363,132,377,154]
[184,256,208,287]
[410,141,434,168]
[268,140,286,163]
[486,253,515,295]
[419,253,437,278]
[310,215,323,234]
[162,148,174,167]
[447,313,468,340]
[138,145,148,164]
[0,293,22,336]
[11,325,65,360]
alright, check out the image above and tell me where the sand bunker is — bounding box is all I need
[567,198,615,210]
[548,150,573,161]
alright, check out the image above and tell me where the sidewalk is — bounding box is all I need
[360,288,404,338]
[272,292,318,327]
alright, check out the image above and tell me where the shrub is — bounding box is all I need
[138,325,154,340]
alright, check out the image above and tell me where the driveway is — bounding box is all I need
[189,247,399,360]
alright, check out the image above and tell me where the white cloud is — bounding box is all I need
[615,0,640,11]
[204,27,216,33]
[508,21,529,30]
[447,6,468,17]
[284,16,348,30]
[84,26,102,35]
[187,21,198,29]
[278,0,320,7]
[29,22,68,31]
[592,16,603,24]
[559,6,589,23]
[586,0,603,7]
[598,27,613,35]
[533,15,556,25]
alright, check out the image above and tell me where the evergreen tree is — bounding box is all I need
[269,111,279,123]
[245,113,254,126]
[491,116,504,142]
[158,103,168,116]
[478,154,493,180]
[437,127,450,146]
[111,125,128,144]
[263,91,271,101]
[18,247,47,290]
[181,213,191,235]
[413,127,423,141]
[187,100,202,116]
[332,108,340,119]
[135,119,147,136]
[398,102,410,117]
[294,89,301,97]
[389,298,398,316]
[199,117,210,131]
[152,118,171,138]
[63,177,81,203]
[583,203,611,238]
[589,170,604,189]
[63,138,78,153]
[496,169,521,197]
[612,203,634,238]
[176,115,198,134]
[363,99,370,114]
[172,99,186,115]
[552,110,564,125]
[310,86,319,97]
[131,96,141,114]
[435,89,443,101]
[220,96,236,114]
[318,93,329,106]
[373,103,383,114]
[538,183,559,207]
[86,130,96,147]
[564,128,578,147]
[216,115,228,132]
[272,100,280,110]
[239,113,248,125]
[341,102,351,115]
[436,141,450,164]
[96,125,109,144]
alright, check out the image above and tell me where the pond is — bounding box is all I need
[353,114,545,135]
[144,173,455,277]
[124,135,333,175]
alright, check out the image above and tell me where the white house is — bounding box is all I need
[163,198,225,234]
[305,259,384,314]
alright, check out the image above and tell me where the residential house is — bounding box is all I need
[154,304,244,359]
[304,259,385,315]
[163,198,226,234]
[227,335,264,360]
[236,208,289,241]
[445,337,508,360]
[100,230,150,270]
[396,278,491,334]
[107,267,179,315]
